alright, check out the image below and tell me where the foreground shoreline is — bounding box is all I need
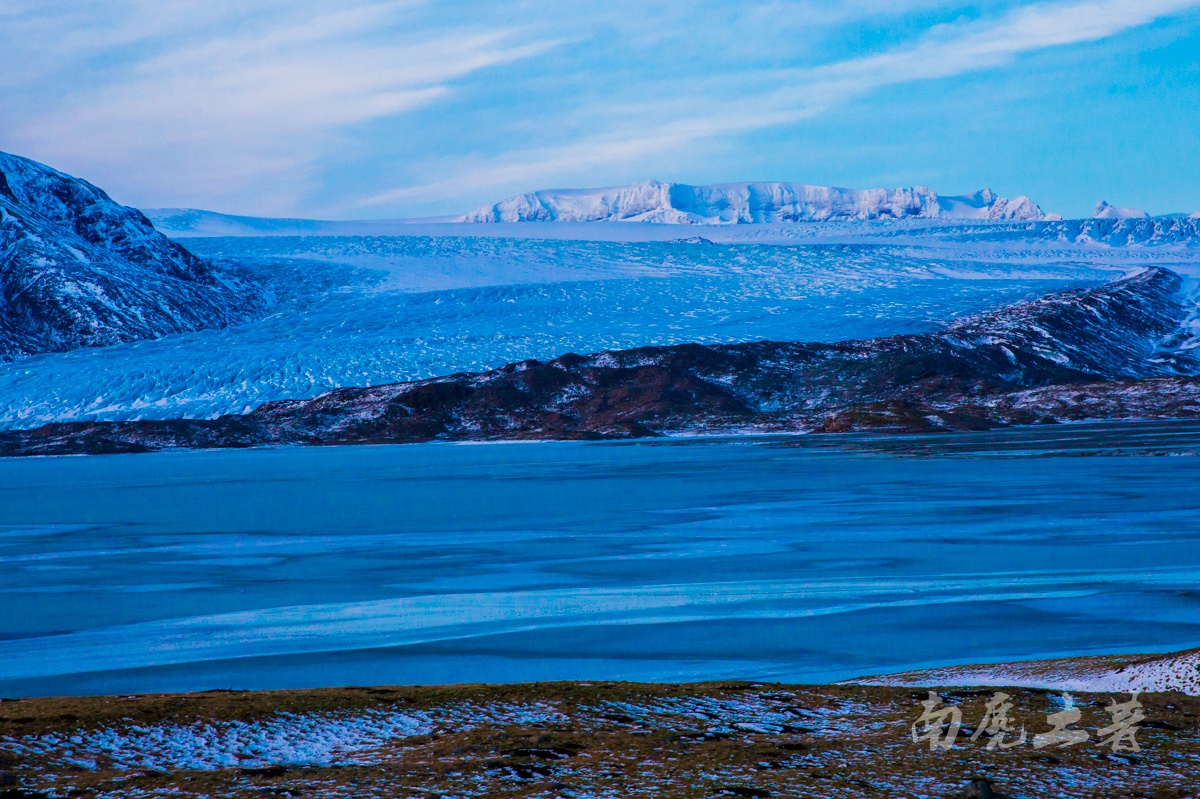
[9,416,1200,460]
[3,650,1197,799]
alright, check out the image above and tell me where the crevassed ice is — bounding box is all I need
[0,235,1138,429]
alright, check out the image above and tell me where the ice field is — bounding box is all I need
[3,225,1191,429]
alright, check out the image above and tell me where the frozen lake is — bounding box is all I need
[2,427,1200,697]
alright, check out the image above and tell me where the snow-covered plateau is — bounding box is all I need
[456,180,1050,224]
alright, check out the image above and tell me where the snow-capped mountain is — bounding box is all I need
[0,152,265,359]
[1094,200,1149,219]
[457,180,1049,224]
[935,188,1053,221]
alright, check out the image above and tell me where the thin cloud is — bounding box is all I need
[2,0,1196,215]
[369,0,1200,214]
[0,0,561,212]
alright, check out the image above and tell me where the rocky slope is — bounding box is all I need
[457,180,1047,224]
[1,267,1192,455]
[0,152,265,359]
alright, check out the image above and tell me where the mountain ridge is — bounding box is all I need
[0,152,266,359]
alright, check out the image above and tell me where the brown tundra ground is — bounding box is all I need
[1,671,1197,799]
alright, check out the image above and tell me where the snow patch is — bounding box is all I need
[4,702,568,772]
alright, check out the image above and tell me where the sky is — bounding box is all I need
[1,0,1198,220]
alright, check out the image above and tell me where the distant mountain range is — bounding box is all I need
[456,180,1054,224]
[0,152,265,359]
[145,181,1062,237]
[145,183,1200,237]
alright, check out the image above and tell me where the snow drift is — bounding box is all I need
[857,647,1200,696]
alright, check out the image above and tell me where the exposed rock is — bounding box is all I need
[963,778,995,799]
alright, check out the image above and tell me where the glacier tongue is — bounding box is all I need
[0,235,1122,429]
[457,179,1048,224]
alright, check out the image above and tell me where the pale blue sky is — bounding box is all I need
[1,0,1197,219]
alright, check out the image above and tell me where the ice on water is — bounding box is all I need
[4,440,1200,695]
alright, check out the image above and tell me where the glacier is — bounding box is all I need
[456,180,1049,224]
[1,224,1197,430]
[7,151,1200,433]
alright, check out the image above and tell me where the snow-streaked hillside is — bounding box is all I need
[457,180,1048,224]
[0,153,265,359]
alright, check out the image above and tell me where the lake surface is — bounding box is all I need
[2,426,1199,697]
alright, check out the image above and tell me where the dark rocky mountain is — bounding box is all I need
[0,152,265,359]
[2,267,1195,455]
